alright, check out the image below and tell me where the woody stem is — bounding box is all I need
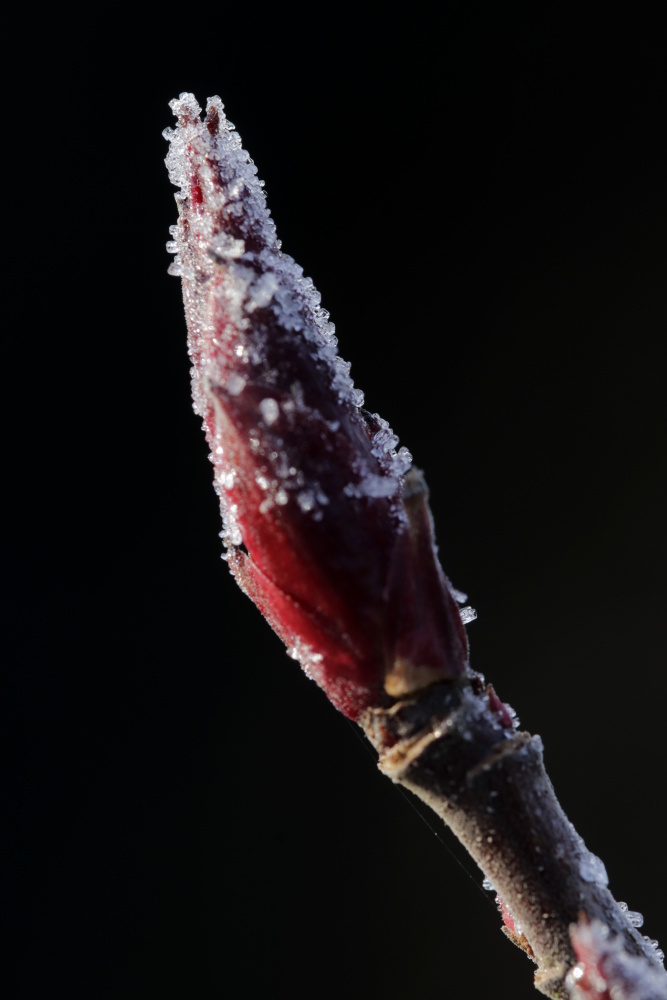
[361,675,659,999]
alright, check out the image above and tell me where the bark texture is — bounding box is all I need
[361,677,664,998]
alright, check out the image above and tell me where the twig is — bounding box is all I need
[163,92,667,1000]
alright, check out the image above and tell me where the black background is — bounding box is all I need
[4,6,667,998]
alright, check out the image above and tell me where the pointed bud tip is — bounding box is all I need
[166,94,474,721]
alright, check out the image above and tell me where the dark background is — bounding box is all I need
[4,6,666,998]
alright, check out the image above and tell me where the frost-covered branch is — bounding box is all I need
[163,93,666,999]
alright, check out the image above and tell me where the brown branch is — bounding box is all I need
[362,676,665,998]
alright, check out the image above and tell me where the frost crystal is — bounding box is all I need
[449,586,468,604]
[259,398,279,426]
[578,852,609,887]
[619,902,645,930]
[288,638,324,680]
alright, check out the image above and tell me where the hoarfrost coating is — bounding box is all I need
[163,93,408,544]
[164,94,472,719]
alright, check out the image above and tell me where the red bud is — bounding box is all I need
[165,94,471,720]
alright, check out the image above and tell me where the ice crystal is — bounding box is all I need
[619,902,645,930]
[578,852,609,887]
